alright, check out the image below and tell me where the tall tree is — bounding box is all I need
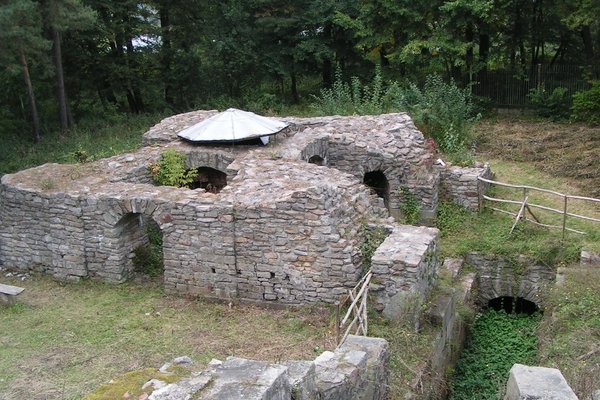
[40,0,95,132]
[0,0,50,142]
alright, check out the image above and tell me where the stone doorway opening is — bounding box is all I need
[189,167,228,193]
[114,213,164,280]
[488,296,539,315]
[363,170,390,209]
[308,155,325,166]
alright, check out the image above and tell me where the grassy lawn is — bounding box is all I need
[0,274,335,399]
[538,267,600,399]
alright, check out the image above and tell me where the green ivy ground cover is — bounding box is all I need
[449,310,540,400]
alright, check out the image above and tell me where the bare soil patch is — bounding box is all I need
[475,118,600,197]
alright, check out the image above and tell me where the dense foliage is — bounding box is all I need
[571,81,600,125]
[449,310,540,400]
[0,0,598,146]
[149,149,197,188]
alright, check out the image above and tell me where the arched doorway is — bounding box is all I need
[189,167,228,193]
[113,213,164,280]
[363,170,390,209]
[488,296,539,315]
[308,155,325,166]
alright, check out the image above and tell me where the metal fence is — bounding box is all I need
[471,64,599,107]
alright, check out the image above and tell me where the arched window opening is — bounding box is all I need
[189,167,228,193]
[363,170,390,209]
[308,155,324,166]
[487,296,539,315]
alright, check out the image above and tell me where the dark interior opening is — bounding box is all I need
[189,167,227,193]
[363,170,390,208]
[308,155,324,166]
[487,296,539,315]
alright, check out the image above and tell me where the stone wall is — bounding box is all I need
[370,225,440,322]
[0,111,445,307]
[439,163,492,210]
[148,335,389,400]
[466,252,556,309]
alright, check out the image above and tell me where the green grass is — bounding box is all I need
[437,158,600,264]
[369,312,438,400]
[538,267,600,399]
[0,275,334,399]
[0,114,162,175]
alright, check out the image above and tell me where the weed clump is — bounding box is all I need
[149,149,197,188]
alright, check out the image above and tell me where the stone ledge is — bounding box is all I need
[505,363,578,400]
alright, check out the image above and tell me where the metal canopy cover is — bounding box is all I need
[177,108,289,142]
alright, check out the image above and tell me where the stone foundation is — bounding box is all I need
[370,225,440,322]
[0,112,447,308]
[466,252,555,309]
[148,335,389,400]
[439,163,492,210]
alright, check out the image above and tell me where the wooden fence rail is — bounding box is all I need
[478,176,600,238]
[335,270,372,346]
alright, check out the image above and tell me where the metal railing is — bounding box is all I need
[478,176,600,238]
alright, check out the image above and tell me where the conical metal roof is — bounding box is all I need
[177,108,288,143]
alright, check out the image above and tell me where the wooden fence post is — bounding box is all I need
[562,195,568,240]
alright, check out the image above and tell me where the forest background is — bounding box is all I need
[0,0,598,160]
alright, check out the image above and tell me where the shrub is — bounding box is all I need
[391,75,477,153]
[149,149,197,187]
[571,81,600,125]
[310,65,387,116]
[528,85,570,120]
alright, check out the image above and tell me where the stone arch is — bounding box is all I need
[487,296,539,315]
[189,167,228,193]
[307,155,325,166]
[363,170,390,209]
[108,212,164,281]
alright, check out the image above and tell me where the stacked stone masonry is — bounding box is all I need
[438,163,492,210]
[0,111,481,307]
[149,335,389,400]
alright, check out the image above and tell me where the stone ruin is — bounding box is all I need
[0,110,491,319]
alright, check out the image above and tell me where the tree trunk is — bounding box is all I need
[581,25,595,65]
[19,48,41,143]
[290,70,299,104]
[52,28,70,132]
[322,58,333,88]
[160,4,174,106]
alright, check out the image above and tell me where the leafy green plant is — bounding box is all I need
[528,85,570,120]
[571,81,600,125]
[149,149,197,188]
[310,64,388,116]
[391,75,477,153]
[397,187,421,225]
[449,310,540,400]
[360,225,389,269]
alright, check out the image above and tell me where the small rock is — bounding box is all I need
[173,356,192,365]
[5,272,13,277]
[138,394,149,400]
[159,363,172,374]
[142,379,166,391]
[207,359,222,369]
[123,392,132,399]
